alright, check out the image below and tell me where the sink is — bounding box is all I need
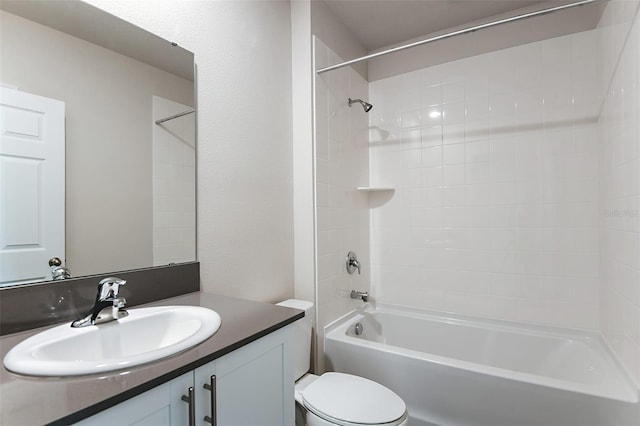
[3,306,221,377]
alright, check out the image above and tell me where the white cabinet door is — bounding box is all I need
[74,372,192,426]
[195,326,294,426]
[74,325,293,426]
[0,88,65,286]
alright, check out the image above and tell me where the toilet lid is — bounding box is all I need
[302,372,406,425]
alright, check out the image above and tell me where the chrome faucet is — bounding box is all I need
[350,290,369,302]
[71,277,129,328]
[346,251,361,275]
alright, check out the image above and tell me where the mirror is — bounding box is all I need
[0,0,196,287]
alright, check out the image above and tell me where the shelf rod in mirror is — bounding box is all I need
[155,109,195,125]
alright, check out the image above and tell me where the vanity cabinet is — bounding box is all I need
[74,326,294,426]
[73,372,192,426]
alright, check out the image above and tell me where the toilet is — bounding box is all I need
[277,299,409,426]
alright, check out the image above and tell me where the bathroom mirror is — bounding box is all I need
[0,0,196,287]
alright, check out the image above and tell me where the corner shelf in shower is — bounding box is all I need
[356,186,395,192]
[356,186,395,208]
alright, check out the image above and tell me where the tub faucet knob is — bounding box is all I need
[346,251,361,275]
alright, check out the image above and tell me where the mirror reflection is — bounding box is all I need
[0,0,196,287]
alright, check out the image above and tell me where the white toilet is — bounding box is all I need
[277,299,409,426]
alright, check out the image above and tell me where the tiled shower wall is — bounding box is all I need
[599,0,640,385]
[369,30,601,329]
[315,38,370,372]
[152,96,196,266]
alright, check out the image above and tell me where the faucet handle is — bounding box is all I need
[346,251,361,275]
[97,277,126,300]
[113,297,127,309]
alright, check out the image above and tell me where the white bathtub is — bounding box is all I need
[324,304,640,426]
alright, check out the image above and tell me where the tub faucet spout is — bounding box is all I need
[351,290,368,303]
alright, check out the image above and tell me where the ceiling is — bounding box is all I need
[322,0,599,51]
[0,0,194,81]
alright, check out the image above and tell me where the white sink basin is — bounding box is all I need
[3,306,221,377]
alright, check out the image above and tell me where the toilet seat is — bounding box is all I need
[301,372,407,426]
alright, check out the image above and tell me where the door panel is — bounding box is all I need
[0,88,65,285]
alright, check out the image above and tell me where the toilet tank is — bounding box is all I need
[276,299,314,381]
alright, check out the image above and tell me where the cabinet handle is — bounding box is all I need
[181,386,196,426]
[203,375,217,425]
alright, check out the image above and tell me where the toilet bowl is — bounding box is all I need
[277,299,408,426]
[295,372,408,426]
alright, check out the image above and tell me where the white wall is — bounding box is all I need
[315,38,370,373]
[291,0,316,305]
[368,30,601,330]
[0,10,193,277]
[85,0,295,301]
[598,0,640,387]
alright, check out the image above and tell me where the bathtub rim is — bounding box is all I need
[324,302,639,404]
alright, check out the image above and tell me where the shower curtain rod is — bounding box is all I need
[154,109,195,125]
[316,0,602,74]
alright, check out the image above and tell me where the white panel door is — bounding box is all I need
[0,88,65,286]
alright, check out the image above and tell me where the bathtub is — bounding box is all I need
[324,304,640,426]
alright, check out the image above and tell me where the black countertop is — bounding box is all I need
[0,292,304,425]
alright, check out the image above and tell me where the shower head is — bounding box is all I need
[348,97,373,113]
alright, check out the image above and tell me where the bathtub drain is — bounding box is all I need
[354,322,363,336]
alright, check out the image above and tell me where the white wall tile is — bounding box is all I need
[369,30,602,332]
[443,82,465,104]
[443,102,466,125]
[315,40,370,371]
[466,162,491,184]
[421,84,442,107]
[443,123,465,145]
[599,1,640,386]
[401,110,422,129]
[443,143,465,165]
[444,164,466,185]
[422,125,442,148]
[422,146,442,168]
[152,97,196,266]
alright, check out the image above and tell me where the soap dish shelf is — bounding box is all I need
[356,186,395,192]
[356,187,395,208]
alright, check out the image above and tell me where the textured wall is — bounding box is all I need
[85,0,295,301]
